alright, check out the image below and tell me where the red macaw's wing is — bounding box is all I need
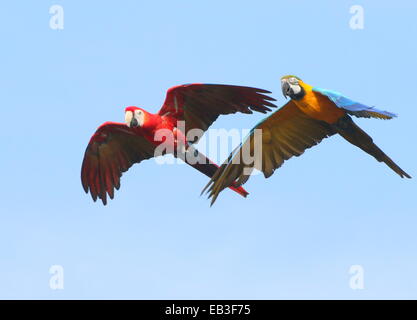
[81,122,156,205]
[203,101,336,205]
[158,84,277,142]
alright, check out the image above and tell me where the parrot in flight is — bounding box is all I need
[81,83,277,205]
[203,75,411,205]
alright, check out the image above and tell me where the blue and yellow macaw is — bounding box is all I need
[204,75,411,204]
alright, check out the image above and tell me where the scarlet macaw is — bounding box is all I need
[81,84,277,205]
[203,75,411,204]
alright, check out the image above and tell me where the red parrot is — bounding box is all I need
[81,84,277,205]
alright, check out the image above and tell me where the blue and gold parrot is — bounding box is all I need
[203,75,411,204]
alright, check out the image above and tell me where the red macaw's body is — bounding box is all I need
[81,84,277,205]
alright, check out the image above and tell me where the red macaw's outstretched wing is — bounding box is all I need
[202,101,336,205]
[81,122,156,205]
[158,84,277,142]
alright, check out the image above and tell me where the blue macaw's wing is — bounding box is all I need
[313,87,397,120]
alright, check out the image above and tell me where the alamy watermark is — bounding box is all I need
[49,5,64,30]
[349,264,365,290]
[349,5,365,30]
[49,265,64,290]
[150,121,263,174]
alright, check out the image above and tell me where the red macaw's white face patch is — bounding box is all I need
[124,110,133,127]
[124,109,145,127]
[134,109,145,127]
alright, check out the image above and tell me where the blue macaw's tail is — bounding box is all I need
[313,87,397,120]
[177,146,249,198]
[334,115,411,179]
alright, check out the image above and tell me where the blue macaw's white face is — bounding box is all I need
[281,77,302,99]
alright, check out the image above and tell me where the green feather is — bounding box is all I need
[281,75,302,81]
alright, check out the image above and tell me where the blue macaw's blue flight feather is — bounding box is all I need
[312,87,397,120]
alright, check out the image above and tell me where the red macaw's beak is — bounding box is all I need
[130,118,138,127]
[125,110,138,128]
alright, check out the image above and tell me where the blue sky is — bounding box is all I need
[0,0,416,299]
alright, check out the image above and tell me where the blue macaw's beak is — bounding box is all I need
[281,81,291,99]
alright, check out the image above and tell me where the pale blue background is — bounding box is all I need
[0,0,416,299]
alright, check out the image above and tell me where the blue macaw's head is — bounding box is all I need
[281,75,305,100]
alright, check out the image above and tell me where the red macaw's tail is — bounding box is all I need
[177,146,249,198]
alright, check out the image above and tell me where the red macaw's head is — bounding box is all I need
[125,106,149,128]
